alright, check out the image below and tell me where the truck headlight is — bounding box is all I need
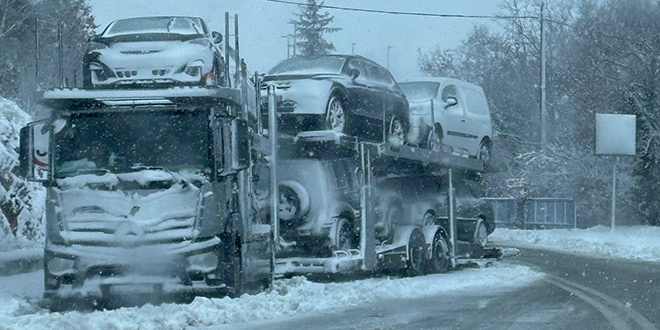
[47,256,76,276]
[187,251,218,272]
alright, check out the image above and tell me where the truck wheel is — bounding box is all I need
[427,233,450,274]
[406,229,427,276]
[335,217,357,251]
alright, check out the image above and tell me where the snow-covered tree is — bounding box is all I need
[290,0,340,58]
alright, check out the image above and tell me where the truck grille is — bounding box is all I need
[56,185,200,246]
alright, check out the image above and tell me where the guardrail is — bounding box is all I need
[482,198,576,229]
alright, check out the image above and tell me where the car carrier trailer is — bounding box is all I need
[263,86,495,278]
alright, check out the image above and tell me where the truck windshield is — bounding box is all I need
[54,110,211,178]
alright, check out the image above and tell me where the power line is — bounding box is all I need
[265,0,539,20]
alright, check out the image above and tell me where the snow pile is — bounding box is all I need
[1,263,541,330]
[491,225,660,262]
[0,97,45,250]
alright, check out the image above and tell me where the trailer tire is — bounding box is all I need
[427,232,450,274]
[334,217,357,251]
[406,229,427,276]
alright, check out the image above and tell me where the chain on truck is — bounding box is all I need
[18,15,494,311]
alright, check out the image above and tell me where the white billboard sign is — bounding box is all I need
[595,114,636,155]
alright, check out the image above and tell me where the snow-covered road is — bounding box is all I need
[1,263,540,330]
[3,225,660,330]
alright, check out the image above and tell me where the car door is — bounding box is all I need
[437,84,471,155]
[461,85,492,156]
[345,59,373,120]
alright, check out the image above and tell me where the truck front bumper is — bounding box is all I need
[43,236,227,306]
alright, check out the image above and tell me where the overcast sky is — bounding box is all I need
[88,0,503,81]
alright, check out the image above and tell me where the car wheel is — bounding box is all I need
[426,232,450,274]
[472,219,489,248]
[388,117,405,146]
[478,140,491,170]
[406,229,427,276]
[427,124,444,151]
[334,217,357,251]
[325,95,346,133]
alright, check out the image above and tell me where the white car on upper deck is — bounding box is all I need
[82,16,226,89]
[399,77,493,169]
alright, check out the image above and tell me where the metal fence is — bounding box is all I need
[482,198,576,229]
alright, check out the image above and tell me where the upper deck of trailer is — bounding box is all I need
[281,130,484,173]
[39,86,243,111]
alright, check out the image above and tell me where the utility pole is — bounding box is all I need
[352,43,356,54]
[387,46,393,69]
[540,1,547,149]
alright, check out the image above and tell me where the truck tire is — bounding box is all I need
[427,232,450,274]
[406,229,427,276]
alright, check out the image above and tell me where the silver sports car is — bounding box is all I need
[83,16,225,88]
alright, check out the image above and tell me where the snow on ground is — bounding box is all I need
[0,96,45,251]
[491,225,660,262]
[0,263,541,330]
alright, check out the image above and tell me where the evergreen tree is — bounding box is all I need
[290,0,340,58]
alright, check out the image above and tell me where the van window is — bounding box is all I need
[464,87,490,115]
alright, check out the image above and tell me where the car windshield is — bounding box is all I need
[54,110,210,178]
[399,82,440,102]
[104,17,202,37]
[267,57,346,76]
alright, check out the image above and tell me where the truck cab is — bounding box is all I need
[19,87,271,309]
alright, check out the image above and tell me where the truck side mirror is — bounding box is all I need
[217,118,250,178]
[19,121,51,182]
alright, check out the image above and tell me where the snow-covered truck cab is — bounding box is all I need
[19,87,272,309]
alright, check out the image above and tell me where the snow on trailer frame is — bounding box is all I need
[39,86,243,110]
[265,87,487,278]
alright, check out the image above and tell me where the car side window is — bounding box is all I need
[348,59,368,85]
[441,85,464,112]
[364,63,394,87]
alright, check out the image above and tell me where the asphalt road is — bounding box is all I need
[215,248,660,330]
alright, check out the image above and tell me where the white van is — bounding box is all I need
[400,77,493,169]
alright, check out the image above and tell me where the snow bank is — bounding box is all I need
[490,225,660,262]
[0,97,45,251]
[1,263,541,330]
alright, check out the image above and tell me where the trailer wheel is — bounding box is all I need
[472,219,489,248]
[334,217,357,251]
[406,229,427,276]
[427,233,450,274]
[388,117,406,146]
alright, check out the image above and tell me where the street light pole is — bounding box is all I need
[387,46,393,69]
[540,0,547,149]
[352,42,356,54]
[281,35,290,58]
